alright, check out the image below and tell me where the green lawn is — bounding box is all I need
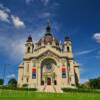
[0,90,100,100]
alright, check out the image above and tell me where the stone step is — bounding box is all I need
[39,86,63,93]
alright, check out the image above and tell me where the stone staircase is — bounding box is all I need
[39,85,63,93]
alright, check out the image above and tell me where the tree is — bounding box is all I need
[0,79,4,85]
[8,78,17,87]
[89,77,100,89]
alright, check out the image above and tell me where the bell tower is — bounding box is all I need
[63,36,72,53]
[25,35,34,54]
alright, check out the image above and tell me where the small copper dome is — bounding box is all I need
[37,22,59,45]
[27,35,32,42]
[64,36,71,41]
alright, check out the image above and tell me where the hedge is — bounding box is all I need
[0,86,37,91]
[62,88,100,93]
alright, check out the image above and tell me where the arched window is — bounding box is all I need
[67,62,70,71]
[32,68,36,79]
[54,80,57,85]
[41,80,44,85]
[27,78,29,82]
[27,47,30,53]
[62,68,66,78]
[67,47,70,52]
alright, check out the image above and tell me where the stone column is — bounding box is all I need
[69,60,75,85]
[37,62,41,90]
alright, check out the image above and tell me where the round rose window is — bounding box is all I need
[46,63,52,71]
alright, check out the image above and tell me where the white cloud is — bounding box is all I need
[0,27,45,61]
[10,39,25,58]
[6,74,16,79]
[93,33,100,43]
[75,49,96,56]
[80,78,89,83]
[0,36,25,60]
[0,9,9,22]
[0,4,25,29]
[11,15,25,28]
[0,3,11,13]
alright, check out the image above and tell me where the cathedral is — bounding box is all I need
[18,23,80,93]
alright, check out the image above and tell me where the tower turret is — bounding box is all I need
[25,35,34,54]
[63,36,72,52]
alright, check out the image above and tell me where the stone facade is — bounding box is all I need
[18,23,80,93]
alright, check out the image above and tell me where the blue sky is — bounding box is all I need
[0,0,100,84]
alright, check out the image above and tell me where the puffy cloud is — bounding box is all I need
[11,15,25,28]
[0,35,25,60]
[0,3,11,13]
[0,3,25,29]
[6,74,16,79]
[93,33,100,43]
[0,9,9,22]
[0,25,45,61]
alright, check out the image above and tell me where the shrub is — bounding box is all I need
[8,78,17,87]
[62,88,100,93]
[0,85,37,91]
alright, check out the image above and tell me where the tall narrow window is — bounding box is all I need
[28,47,30,53]
[62,68,66,78]
[27,77,29,82]
[54,80,57,85]
[41,80,44,85]
[27,64,29,73]
[67,47,70,52]
[67,62,70,71]
[32,68,36,79]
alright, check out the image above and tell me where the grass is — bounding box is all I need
[0,90,100,100]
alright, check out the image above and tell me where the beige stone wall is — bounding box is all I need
[74,65,80,83]
[18,64,24,87]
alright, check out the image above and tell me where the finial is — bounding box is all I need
[47,19,51,27]
[45,19,52,35]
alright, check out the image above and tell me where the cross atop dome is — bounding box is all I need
[45,20,52,36]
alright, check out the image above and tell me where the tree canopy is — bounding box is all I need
[8,78,17,87]
[0,79,4,85]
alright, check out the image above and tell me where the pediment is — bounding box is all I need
[37,49,60,57]
[37,49,60,58]
[36,49,61,63]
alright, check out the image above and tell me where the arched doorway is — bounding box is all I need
[47,77,51,85]
[41,58,57,85]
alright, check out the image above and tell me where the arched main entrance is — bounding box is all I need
[41,58,57,86]
[47,77,51,85]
